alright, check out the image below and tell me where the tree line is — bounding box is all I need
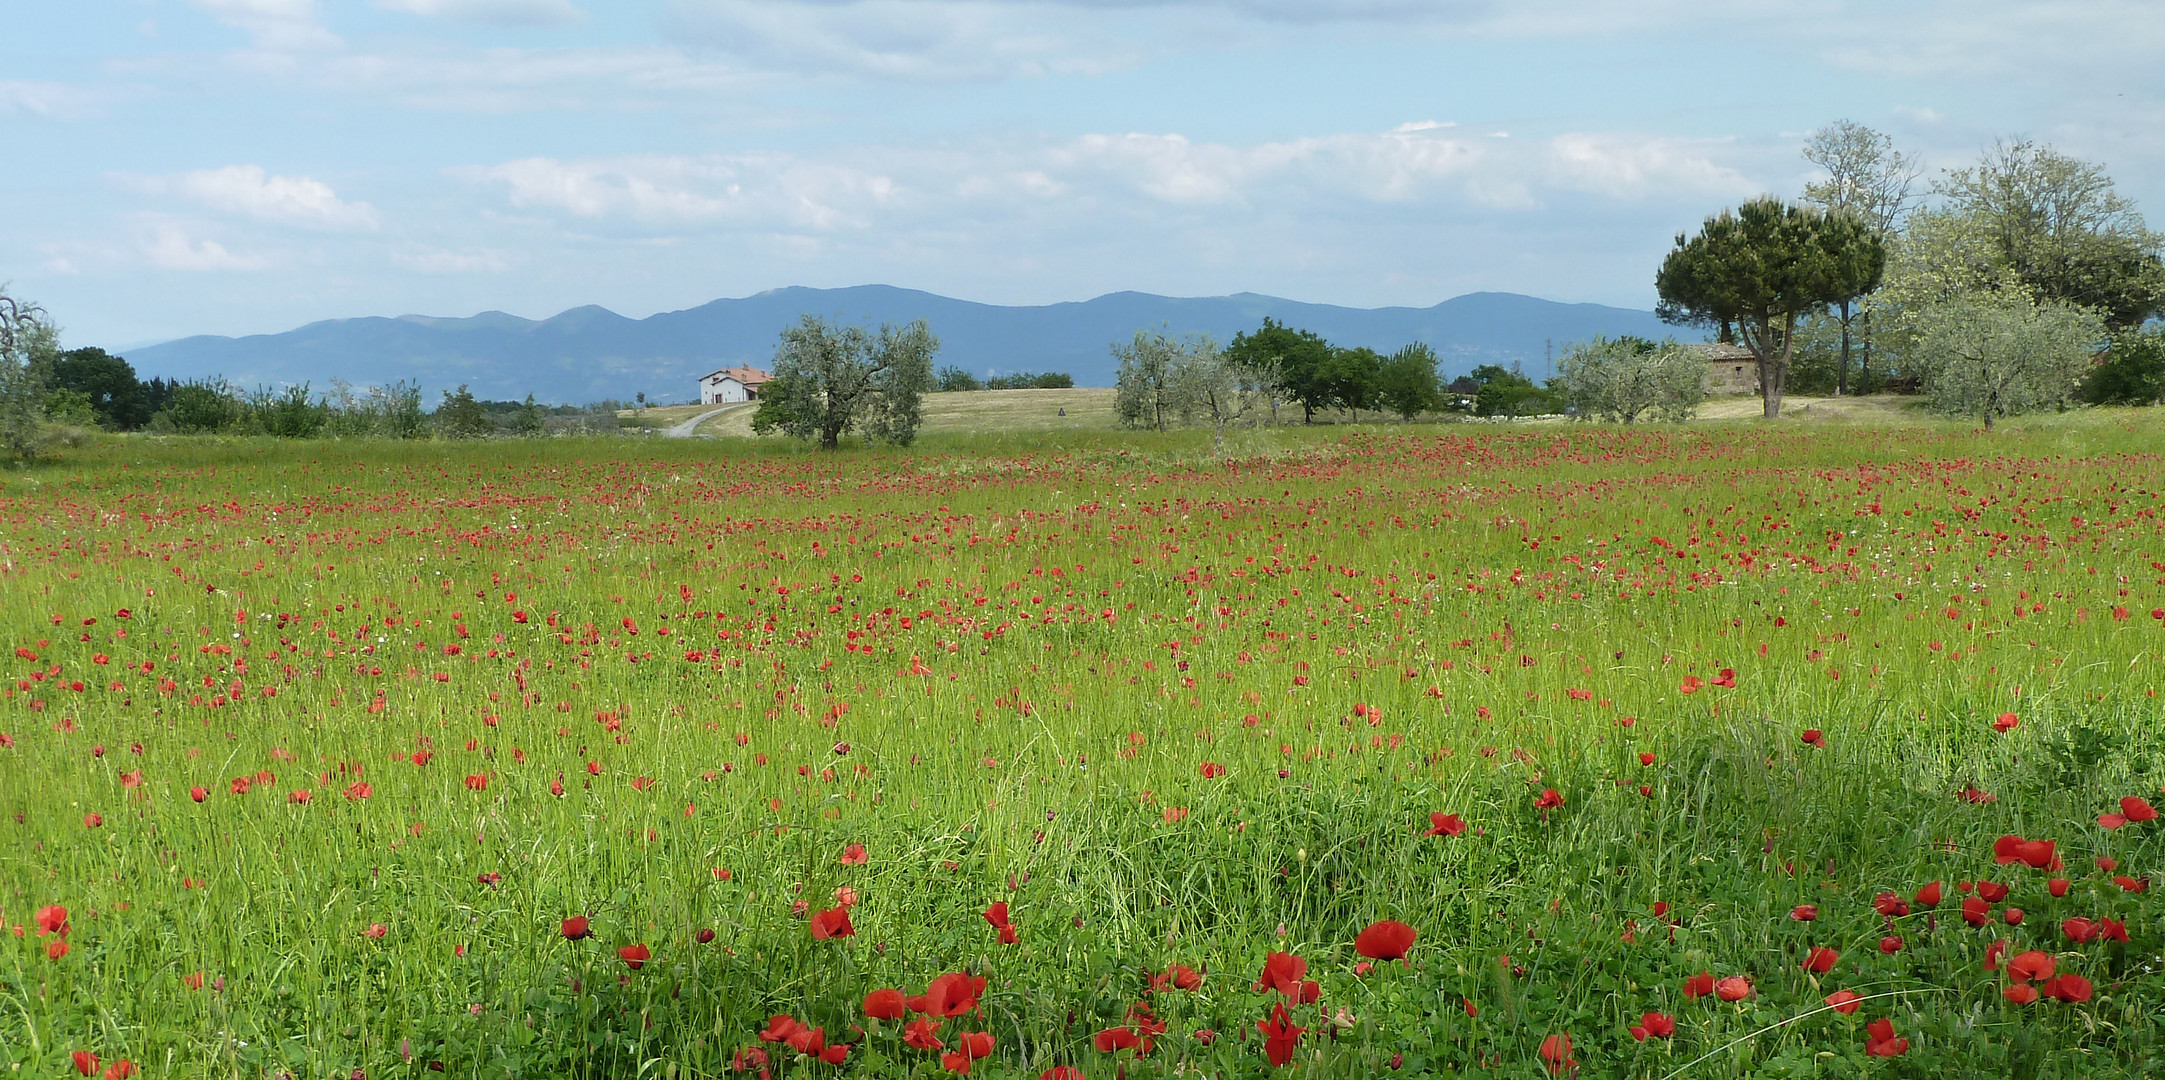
[1659,122,2165,425]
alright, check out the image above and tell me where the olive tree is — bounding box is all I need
[1552,336,1707,424]
[1164,335,1265,454]
[0,289,57,463]
[752,316,937,450]
[1909,297,2102,428]
[1113,330,1185,431]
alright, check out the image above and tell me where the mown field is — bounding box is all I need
[4,415,2165,1080]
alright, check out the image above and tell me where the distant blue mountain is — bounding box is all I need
[126,285,1681,404]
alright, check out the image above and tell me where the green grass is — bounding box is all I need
[3,413,2165,1079]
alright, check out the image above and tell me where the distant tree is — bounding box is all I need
[251,384,328,438]
[436,385,492,439]
[1910,296,2103,427]
[752,316,937,449]
[515,393,546,436]
[1224,318,1336,423]
[153,380,242,434]
[1468,365,1553,418]
[935,366,983,392]
[50,347,151,430]
[1113,331,1185,431]
[0,290,55,461]
[1376,343,1441,420]
[1032,372,1073,389]
[1325,346,1383,422]
[1801,120,1918,394]
[1552,336,1708,423]
[1165,336,1263,454]
[1937,140,2165,330]
[984,371,1075,390]
[1657,197,1884,418]
[2079,330,2164,406]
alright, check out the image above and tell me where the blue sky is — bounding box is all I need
[7,0,2163,349]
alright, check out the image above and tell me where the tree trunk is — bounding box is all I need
[1836,299,1853,397]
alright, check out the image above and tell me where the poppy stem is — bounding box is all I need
[1653,987,1952,1080]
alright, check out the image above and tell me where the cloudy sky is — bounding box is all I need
[8,1,2163,348]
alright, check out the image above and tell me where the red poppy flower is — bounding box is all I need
[1538,1033,1576,1075]
[1790,904,1817,921]
[1802,947,1838,973]
[1533,788,1565,810]
[1914,881,1942,907]
[1252,952,1320,1003]
[1679,675,1704,694]
[1865,1018,1908,1056]
[1355,920,1417,961]
[1825,990,1861,1015]
[2101,918,2128,942]
[562,916,591,940]
[865,988,906,1020]
[1714,976,1752,1002]
[2006,950,2055,984]
[1198,762,1225,778]
[2004,983,2040,1004]
[1681,972,1716,999]
[1961,897,1991,926]
[1878,935,1904,954]
[903,1018,945,1050]
[190,786,208,802]
[1984,940,2007,971]
[941,1051,972,1074]
[35,905,67,936]
[1976,881,2010,902]
[785,1025,826,1057]
[818,1044,850,1065]
[1993,712,2019,733]
[1992,836,2055,869]
[838,843,868,866]
[1094,1027,1139,1053]
[983,902,1010,928]
[1800,729,1825,747]
[997,924,1019,945]
[2113,875,2150,893]
[103,1061,135,1080]
[1167,964,1202,991]
[1637,1012,1675,1038]
[2122,796,2160,823]
[957,1031,993,1060]
[809,907,855,940]
[1256,1004,1305,1067]
[759,1015,802,1043]
[1424,812,1467,837]
[911,972,987,1017]
[1039,1069,1085,1080]
[2044,974,2092,1003]
[463,774,488,791]
[2003,907,2026,926]
[1872,892,1909,917]
[2063,917,2097,943]
[619,943,650,969]
[73,1051,98,1077]
[47,942,68,960]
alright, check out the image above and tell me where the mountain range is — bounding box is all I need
[127,285,1682,404]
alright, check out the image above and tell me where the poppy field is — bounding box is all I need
[5,417,2165,1079]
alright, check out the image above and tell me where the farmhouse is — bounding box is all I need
[698,365,772,404]
[1697,343,1760,395]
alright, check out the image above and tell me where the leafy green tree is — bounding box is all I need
[1937,140,2165,330]
[1224,317,1336,423]
[1376,342,1441,420]
[1552,336,1708,423]
[935,366,982,392]
[152,380,242,434]
[1324,346,1383,422]
[2079,331,2164,406]
[1657,197,1884,417]
[1910,296,2103,427]
[50,347,151,430]
[1802,121,1920,395]
[249,384,328,438]
[515,393,546,436]
[751,316,937,449]
[436,385,492,439]
[1468,365,1553,418]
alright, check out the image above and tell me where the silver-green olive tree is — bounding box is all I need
[1908,297,2102,428]
[1552,336,1708,424]
[752,316,936,450]
[0,289,58,463]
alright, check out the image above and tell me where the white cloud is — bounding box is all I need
[665,0,1142,82]
[1545,134,1761,200]
[455,154,898,229]
[188,0,341,50]
[145,165,380,230]
[376,0,584,27]
[0,80,100,118]
[145,225,271,271]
